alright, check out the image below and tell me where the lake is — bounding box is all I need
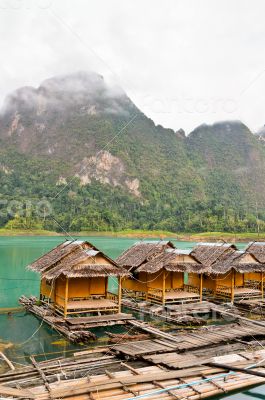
[0,236,261,399]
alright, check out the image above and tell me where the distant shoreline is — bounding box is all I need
[0,229,264,242]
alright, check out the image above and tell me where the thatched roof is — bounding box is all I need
[115,240,175,270]
[135,248,207,274]
[28,240,96,274]
[165,263,208,274]
[246,242,265,263]
[210,250,265,275]
[191,242,237,267]
[27,240,129,279]
[136,251,176,274]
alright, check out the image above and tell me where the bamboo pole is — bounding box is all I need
[211,307,265,328]
[0,352,15,371]
[39,279,43,302]
[200,273,203,302]
[146,272,149,301]
[231,270,235,304]
[64,278,69,318]
[261,272,264,300]
[53,280,56,314]
[162,270,166,306]
[208,362,265,378]
[118,276,122,313]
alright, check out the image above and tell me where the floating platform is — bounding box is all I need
[19,296,134,342]
[235,298,265,313]
[114,319,265,356]
[66,313,134,329]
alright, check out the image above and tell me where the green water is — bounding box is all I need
[0,236,259,398]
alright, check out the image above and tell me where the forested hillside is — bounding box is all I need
[0,72,265,233]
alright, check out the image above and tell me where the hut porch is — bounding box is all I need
[216,285,262,301]
[55,297,119,316]
[147,286,201,304]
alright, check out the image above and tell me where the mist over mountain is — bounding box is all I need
[1,71,265,233]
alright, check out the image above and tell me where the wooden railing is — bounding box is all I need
[244,280,261,289]
[183,284,199,294]
[122,289,146,300]
[106,292,118,302]
[216,285,231,294]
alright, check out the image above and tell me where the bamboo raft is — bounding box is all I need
[19,296,134,342]
[115,319,265,356]
[2,345,265,399]
[235,298,265,314]
[122,299,237,325]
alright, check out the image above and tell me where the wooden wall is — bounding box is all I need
[68,277,106,298]
[41,275,108,307]
[171,272,184,288]
[55,276,67,307]
[122,271,184,292]
[187,273,201,287]
[203,271,244,292]
[122,272,148,292]
[40,278,55,300]
[244,272,261,281]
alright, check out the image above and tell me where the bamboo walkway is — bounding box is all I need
[1,346,265,399]
[8,298,265,399]
[114,320,265,356]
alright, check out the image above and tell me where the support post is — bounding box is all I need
[231,270,235,304]
[118,276,122,313]
[39,279,42,302]
[64,277,69,318]
[105,276,108,297]
[162,270,166,306]
[261,272,264,300]
[53,281,56,314]
[146,272,149,301]
[200,273,203,302]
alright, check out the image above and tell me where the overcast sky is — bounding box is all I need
[0,0,265,133]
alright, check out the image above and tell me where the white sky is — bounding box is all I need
[0,0,265,133]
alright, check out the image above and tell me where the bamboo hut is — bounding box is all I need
[27,240,129,317]
[116,241,175,300]
[245,242,265,292]
[117,241,206,304]
[191,243,265,302]
[136,249,207,305]
[208,250,265,302]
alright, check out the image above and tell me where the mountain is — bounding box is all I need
[1,71,265,233]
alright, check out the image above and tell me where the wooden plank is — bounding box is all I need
[67,313,133,325]
[0,384,35,398]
